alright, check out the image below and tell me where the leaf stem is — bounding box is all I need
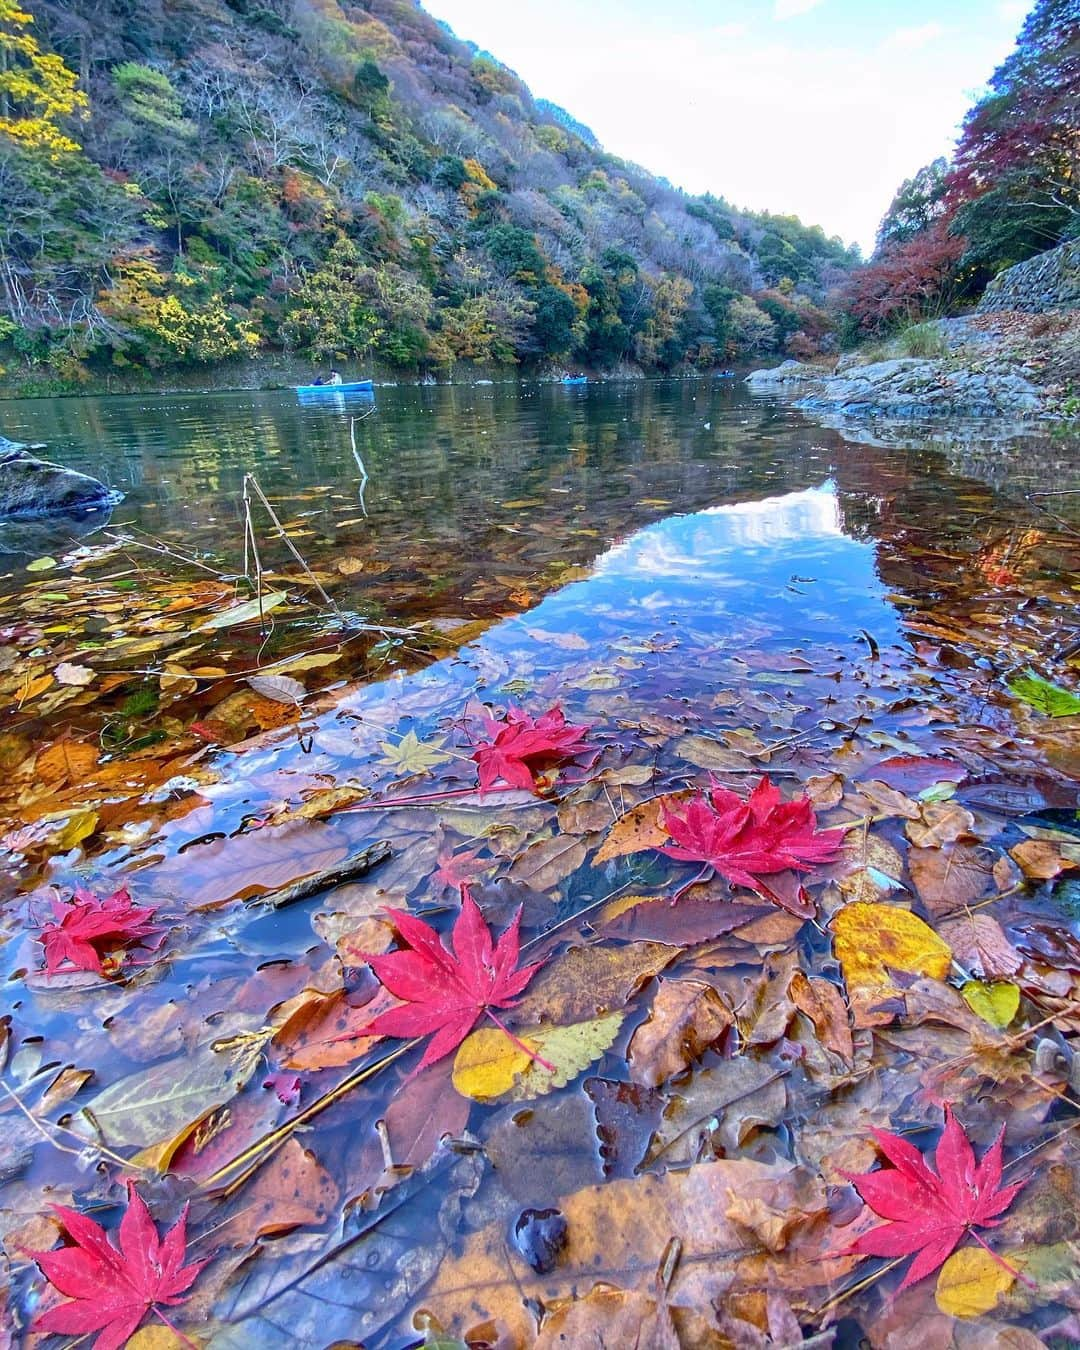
[152,1306,201,1350]
[967,1228,1037,1291]
[485,1009,555,1073]
[335,784,511,812]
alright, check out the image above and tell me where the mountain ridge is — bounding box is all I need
[0,0,859,389]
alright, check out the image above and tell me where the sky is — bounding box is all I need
[422,0,1030,254]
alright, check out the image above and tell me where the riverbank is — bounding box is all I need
[0,355,727,402]
[747,308,1080,420]
[747,239,1080,422]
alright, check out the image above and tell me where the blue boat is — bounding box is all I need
[294,379,374,395]
[561,375,588,385]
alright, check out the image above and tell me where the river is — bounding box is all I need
[1,378,1079,1347]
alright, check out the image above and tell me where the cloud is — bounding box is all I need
[996,0,1028,22]
[773,0,822,19]
[883,22,945,51]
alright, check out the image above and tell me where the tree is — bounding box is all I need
[876,158,951,252]
[844,220,966,333]
[0,0,87,154]
[949,0,1080,244]
[281,235,384,359]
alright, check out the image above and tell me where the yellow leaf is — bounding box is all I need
[26,556,57,571]
[126,1323,203,1348]
[935,1246,1015,1318]
[962,980,1020,1028]
[45,808,98,850]
[833,901,952,991]
[17,671,54,703]
[199,591,288,629]
[452,1012,623,1102]
[377,729,451,775]
[453,1027,533,1101]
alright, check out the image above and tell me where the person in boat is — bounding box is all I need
[312,371,344,386]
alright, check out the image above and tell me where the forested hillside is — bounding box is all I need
[0,0,857,387]
[847,0,1078,334]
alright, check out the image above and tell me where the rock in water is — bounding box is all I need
[0,448,120,518]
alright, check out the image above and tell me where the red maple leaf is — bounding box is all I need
[37,886,160,976]
[356,888,551,1073]
[28,1182,206,1350]
[843,1106,1030,1291]
[659,775,845,908]
[472,704,590,793]
[432,844,488,892]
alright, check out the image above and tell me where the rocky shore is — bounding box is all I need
[747,240,1080,421]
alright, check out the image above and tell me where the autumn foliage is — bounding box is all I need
[28,1182,205,1349]
[843,1106,1028,1291]
[355,889,547,1072]
[659,775,846,903]
[472,704,591,793]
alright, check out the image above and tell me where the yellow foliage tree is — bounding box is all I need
[0,0,88,154]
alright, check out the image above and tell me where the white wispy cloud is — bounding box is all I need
[773,0,823,19]
[996,1,1028,22]
[884,22,945,51]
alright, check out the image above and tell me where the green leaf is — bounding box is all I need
[77,1039,262,1149]
[26,556,57,572]
[377,728,452,775]
[961,980,1020,1028]
[1007,669,1080,717]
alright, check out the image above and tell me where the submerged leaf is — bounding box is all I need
[356,890,546,1074]
[935,1245,1016,1318]
[843,1105,1028,1291]
[961,980,1020,1028]
[452,1013,622,1101]
[199,591,288,629]
[659,775,845,904]
[1008,669,1080,717]
[29,1182,205,1348]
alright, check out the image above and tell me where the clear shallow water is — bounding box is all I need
[1,380,1080,1348]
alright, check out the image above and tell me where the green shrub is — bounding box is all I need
[897,322,948,358]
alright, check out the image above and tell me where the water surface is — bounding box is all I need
[1,380,1079,1348]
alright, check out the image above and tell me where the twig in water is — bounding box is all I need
[350,409,374,517]
[103,529,227,578]
[242,472,337,610]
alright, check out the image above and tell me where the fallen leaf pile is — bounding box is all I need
[1,402,1080,1348]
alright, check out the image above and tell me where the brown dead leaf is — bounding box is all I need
[270,986,394,1070]
[905,801,977,849]
[853,779,921,820]
[422,1158,846,1347]
[908,843,995,916]
[1010,839,1079,880]
[35,740,98,788]
[159,822,351,909]
[628,978,733,1087]
[594,791,695,864]
[535,1287,691,1350]
[938,914,1021,979]
[219,1137,339,1245]
[508,834,589,890]
[514,942,677,1025]
[789,971,854,1063]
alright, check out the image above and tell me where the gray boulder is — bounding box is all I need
[745,360,830,390]
[0,448,120,518]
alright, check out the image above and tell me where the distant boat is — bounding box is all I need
[561,375,588,385]
[294,379,374,396]
[714,370,736,379]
